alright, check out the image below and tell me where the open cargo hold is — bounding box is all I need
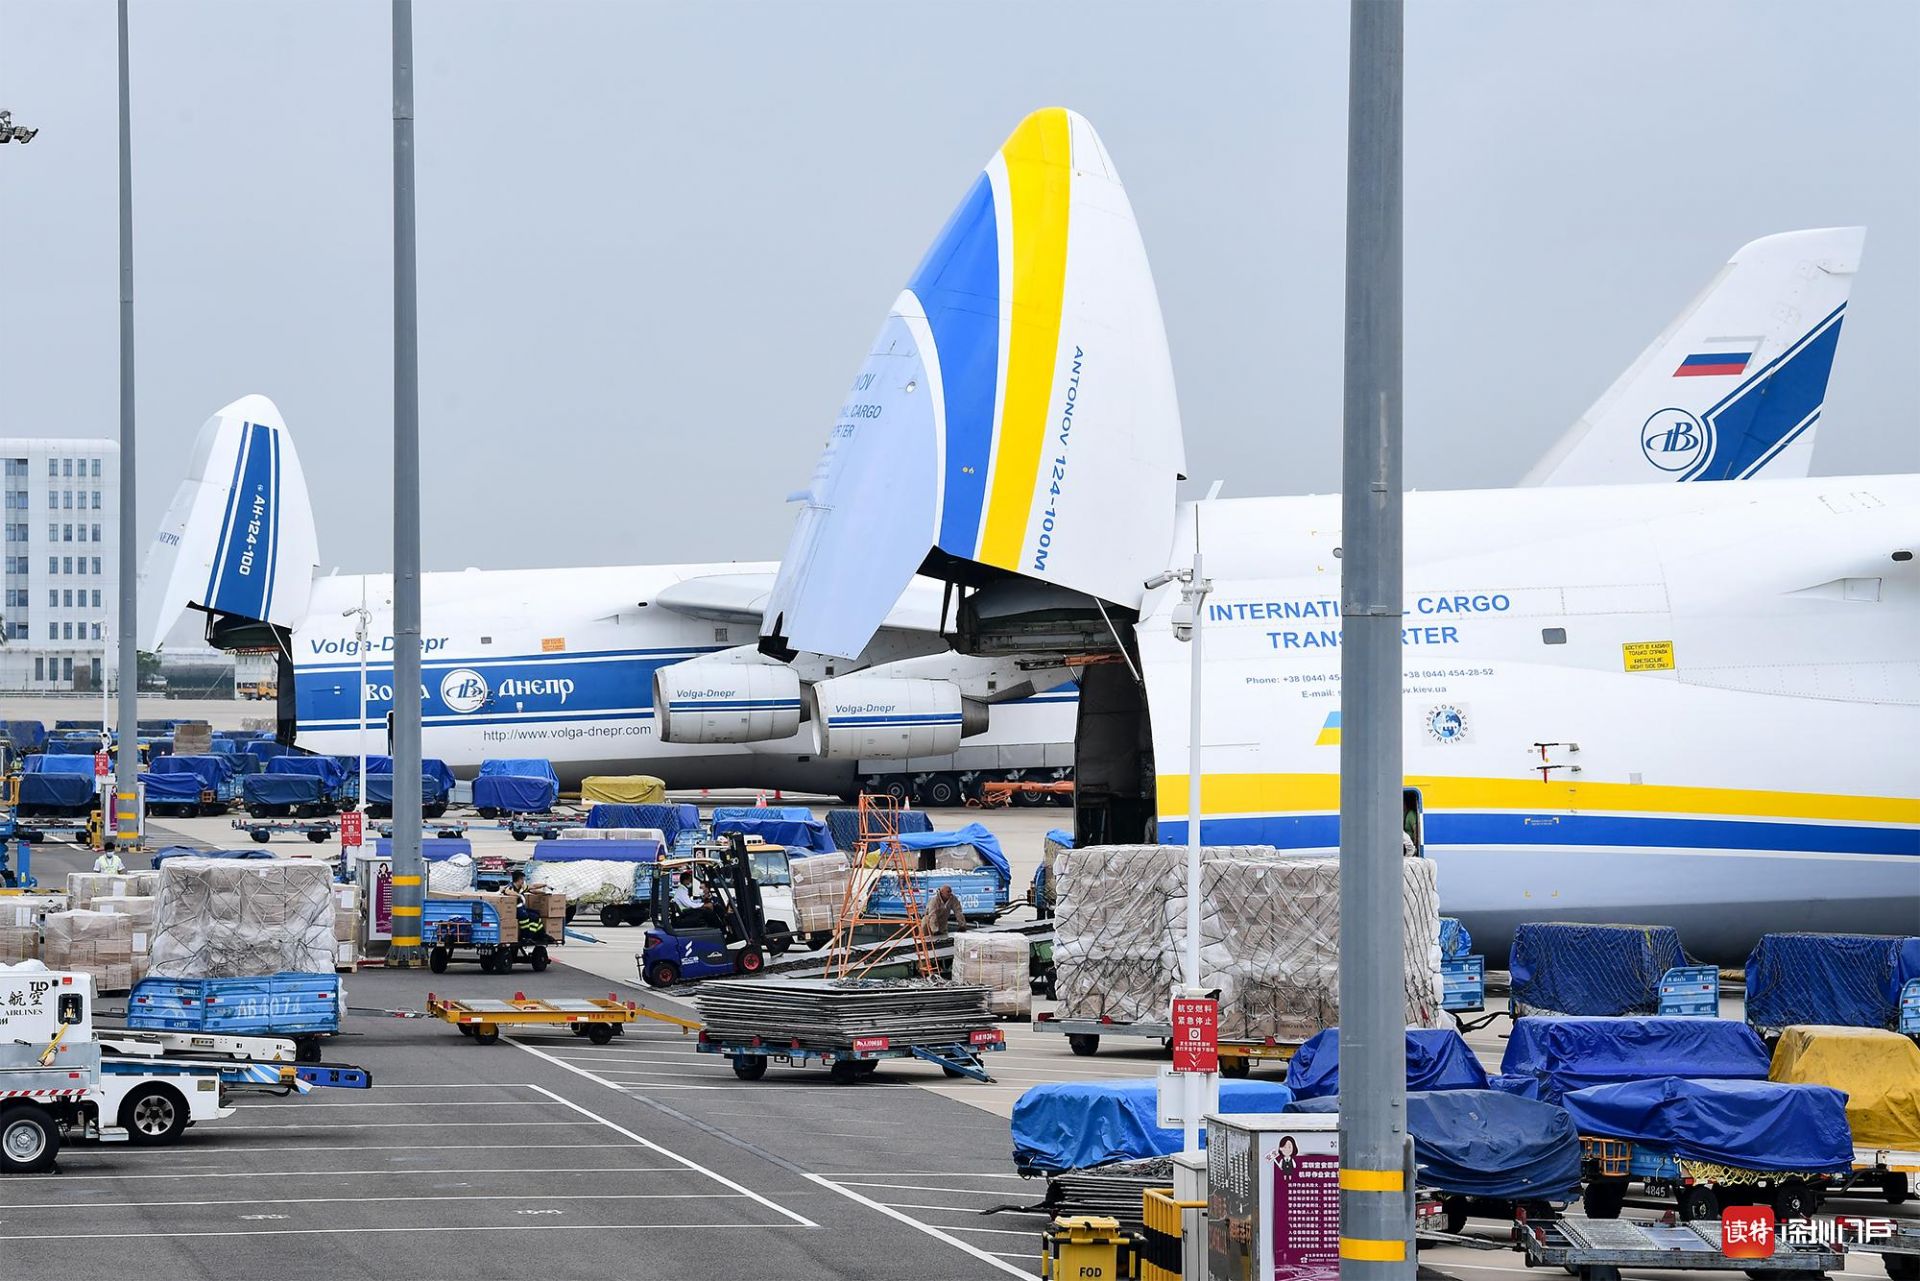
[474,758,559,814]
[1770,1025,1920,1150]
[952,930,1031,1017]
[712,814,835,854]
[1561,1077,1854,1173]
[580,776,665,805]
[1292,1090,1582,1201]
[1286,1027,1490,1101]
[149,857,336,979]
[1052,845,1444,1041]
[1012,1077,1294,1173]
[1509,922,1688,1017]
[1496,1016,1771,1104]
[826,806,933,853]
[1745,933,1920,1033]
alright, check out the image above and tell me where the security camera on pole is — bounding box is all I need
[1145,538,1214,1160]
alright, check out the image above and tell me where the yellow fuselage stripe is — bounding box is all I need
[1157,772,1920,826]
[978,106,1071,570]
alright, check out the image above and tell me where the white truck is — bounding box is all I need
[2,962,103,1173]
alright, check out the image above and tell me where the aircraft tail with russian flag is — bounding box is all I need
[1523,227,1864,486]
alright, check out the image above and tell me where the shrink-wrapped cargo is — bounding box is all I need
[43,908,135,992]
[149,858,335,978]
[789,853,851,934]
[953,931,1031,1017]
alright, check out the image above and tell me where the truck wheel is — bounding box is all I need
[248,828,271,844]
[1773,1181,1813,1221]
[1441,1196,1470,1235]
[494,950,514,973]
[829,1060,863,1085]
[586,1024,614,1046]
[1884,1173,1911,1205]
[1678,1186,1718,1222]
[645,960,680,988]
[1219,1057,1251,1079]
[1582,1179,1627,1220]
[120,1084,189,1145]
[736,947,765,975]
[732,1054,768,1081]
[530,946,550,973]
[1883,1256,1920,1281]
[919,774,961,807]
[0,1103,59,1174]
[764,927,792,956]
[804,931,830,951]
[295,1038,321,1064]
[599,905,626,928]
[1067,1033,1100,1057]
[429,948,449,974]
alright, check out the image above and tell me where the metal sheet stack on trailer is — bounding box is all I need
[693,978,1005,1083]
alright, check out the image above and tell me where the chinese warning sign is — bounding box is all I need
[340,810,364,847]
[1172,997,1218,1073]
[94,752,110,778]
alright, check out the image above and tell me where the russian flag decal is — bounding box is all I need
[1674,351,1754,378]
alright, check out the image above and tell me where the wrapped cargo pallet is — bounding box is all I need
[43,908,135,992]
[426,855,477,893]
[789,853,851,934]
[954,931,1031,1017]
[1054,845,1445,1040]
[580,776,666,805]
[150,857,336,979]
[1509,922,1689,1017]
[92,895,157,980]
[331,882,358,969]
[66,870,159,908]
[0,895,61,964]
[523,849,649,907]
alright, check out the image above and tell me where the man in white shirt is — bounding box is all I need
[670,871,718,930]
[93,848,126,875]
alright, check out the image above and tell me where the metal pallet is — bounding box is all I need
[1523,1215,1842,1281]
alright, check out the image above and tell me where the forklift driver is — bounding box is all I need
[671,870,722,931]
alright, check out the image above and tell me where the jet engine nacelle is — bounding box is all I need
[806,675,988,760]
[653,654,802,744]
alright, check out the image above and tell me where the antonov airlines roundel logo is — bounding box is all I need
[439,668,490,714]
[1640,407,1711,474]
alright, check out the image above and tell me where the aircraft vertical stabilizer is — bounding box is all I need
[1524,227,1863,486]
[760,108,1186,662]
[141,395,319,648]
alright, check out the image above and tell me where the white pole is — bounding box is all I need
[1180,542,1212,1159]
[354,583,369,813]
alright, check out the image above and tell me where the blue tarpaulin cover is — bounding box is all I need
[243,774,327,807]
[373,838,473,862]
[1292,1091,1582,1201]
[360,756,457,793]
[1745,933,1920,1032]
[588,803,687,843]
[266,755,348,788]
[712,815,835,854]
[150,846,278,865]
[896,823,1012,883]
[1439,917,1473,959]
[45,737,99,755]
[472,774,559,813]
[5,721,46,751]
[1288,1027,1490,1101]
[243,740,295,764]
[148,737,173,757]
[1011,1077,1294,1173]
[19,773,94,808]
[366,774,448,806]
[479,758,559,783]
[1497,1017,1770,1105]
[713,805,811,822]
[1509,922,1687,1016]
[1560,1077,1854,1173]
[25,754,96,775]
[530,839,662,864]
[150,754,233,788]
[826,807,933,851]
[1045,828,1075,848]
[140,772,204,803]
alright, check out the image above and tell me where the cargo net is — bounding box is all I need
[1508,922,1688,1018]
[523,859,639,906]
[1054,845,1446,1042]
[149,857,336,979]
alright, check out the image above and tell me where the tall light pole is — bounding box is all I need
[113,0,140,851]
[1146,530,1213,1161]
[1338,1,1412,1277]
[385,0,426,966]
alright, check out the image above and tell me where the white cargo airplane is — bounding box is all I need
[753,106,1913,961]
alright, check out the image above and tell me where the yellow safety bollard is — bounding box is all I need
[1041,1215,1139,1281]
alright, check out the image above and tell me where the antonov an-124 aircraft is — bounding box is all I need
[752,106,1912,960]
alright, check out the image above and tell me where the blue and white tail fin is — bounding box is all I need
[1523,227,1864,486]
[760,108,1186,662]
[141,394,319,648]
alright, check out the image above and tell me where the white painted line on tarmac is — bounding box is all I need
[16,1165,682,1182]
[237,1100,573,1108]
[941,1225,1044,1238]
[804,1174,1032,1280]
[834,1172,1028,1179]
[513,1065,820,1229]
[883,1202,1049,1216]
[165,1142,644,1154]
[0,1222,808,1243]
[214,1120,596,1131]
[834,1180,1032,1196]
[2,1192,744,1211]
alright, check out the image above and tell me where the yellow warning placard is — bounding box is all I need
[1622,640,1675,672]
[541,637,566,653]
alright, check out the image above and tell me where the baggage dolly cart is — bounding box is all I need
[1033,1011,1298,1077]
[696,1025,1006,1084]
[232,815,336,845]
[426,991,692,1046]
[1522,1214,1843,1281]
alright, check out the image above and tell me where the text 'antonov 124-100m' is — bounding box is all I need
[754,105,1913,962]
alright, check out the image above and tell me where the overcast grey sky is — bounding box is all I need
[2,0,1914,576]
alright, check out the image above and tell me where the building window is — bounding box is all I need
[91,622,102,640]
[91,590,100,608]
[61,491,71,510]
[92,459,101,478]
[92,492,101,509]
[62,657,72,682]
[33,657,43,681]
[61,623,71,640]
[61,526,71,542]
[47,590,56,609]
[47,523,56,541]
[47,557,56,575]
[45,623,54,640]
[90,524,100,542]
[46,459,55,478]
[63,557,72,574]
[91,557,100,575]
[61,459,71,478]
[62,590,72,608]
